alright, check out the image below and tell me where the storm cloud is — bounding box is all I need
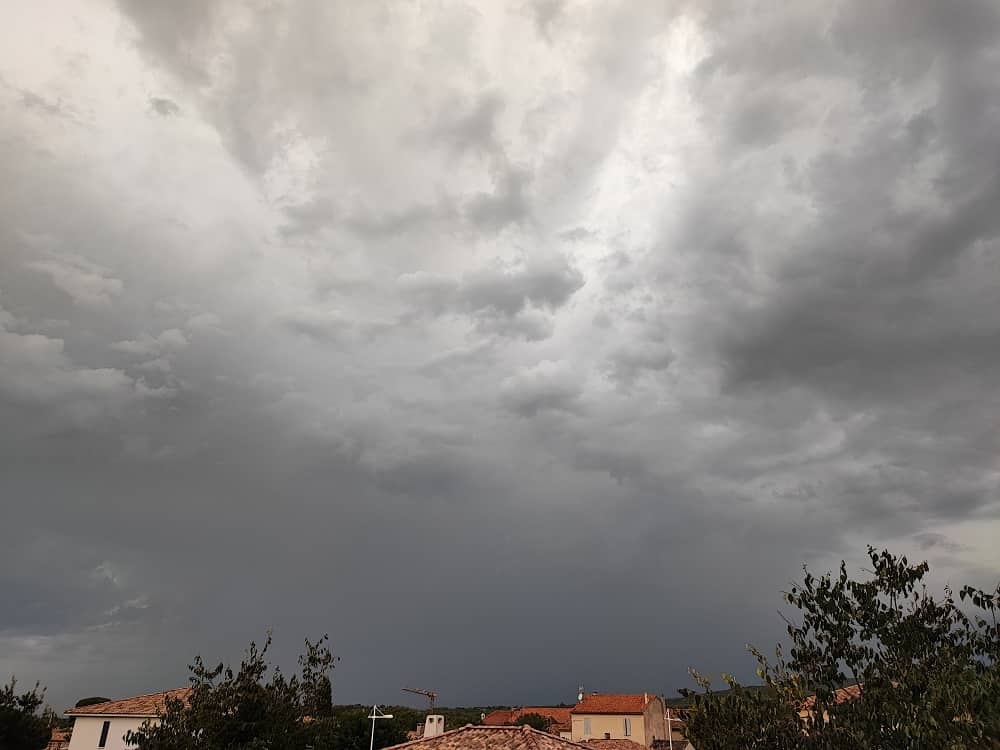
[2,0,1000,713]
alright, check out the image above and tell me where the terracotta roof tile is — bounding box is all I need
[571,695,658,716]
[799,684,862,711]
[65,688,192,717]
[384,724,595,750]
[482,708,573,729]
[582,739,647,750]
[483,710,516,725]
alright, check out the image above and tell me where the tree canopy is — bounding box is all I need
[683,547,1000,749]
[0,677,50,750]
[513,713,553,731]
[127,632,340,750]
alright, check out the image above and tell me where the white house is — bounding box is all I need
[65,688,190,750]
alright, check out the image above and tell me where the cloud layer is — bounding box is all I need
[2,0,1000,711]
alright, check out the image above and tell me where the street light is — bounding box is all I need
[368,705,394,750]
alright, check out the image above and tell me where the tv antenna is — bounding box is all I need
[368,705,394,750]
[402,687,438,712]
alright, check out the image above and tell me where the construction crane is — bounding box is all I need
[402,687,438,713]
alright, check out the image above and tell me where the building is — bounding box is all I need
[46,728,71,750]
[570,694,667,747]
[64,688,191,750]
[482,707,574,736]
[385,723,596,750]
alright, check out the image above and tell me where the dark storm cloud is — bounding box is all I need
[3,0,1000,716]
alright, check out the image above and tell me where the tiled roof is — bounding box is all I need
[571,694,657,715]
[482,708,573,730]
[582,740,647,750]
[384,724,594,750]
[799,684,862,711]
[65,688,192,717]
[46,729,71,750]
[483,710,516,725]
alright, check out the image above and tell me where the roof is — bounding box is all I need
[483,710,516,725]
[799,684,862,711]
[571,694,659,716]
[46,729,71,750]
[482,708,573,730]
[582,740,647,750]
[65,687,192,717]
[384,724,595,750]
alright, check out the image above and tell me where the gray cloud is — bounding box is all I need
[2,0,1000,715]
[149,97,180,116]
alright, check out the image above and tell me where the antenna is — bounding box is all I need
[577,685,584,703]
[368,705,394,750]
[402,687,438,713]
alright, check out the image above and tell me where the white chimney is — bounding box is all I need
[424,715,445,739]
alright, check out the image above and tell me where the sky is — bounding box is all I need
[2,0,1000,713]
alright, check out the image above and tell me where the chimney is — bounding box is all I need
[424,715,445,739]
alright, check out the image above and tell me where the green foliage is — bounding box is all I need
[127,631,338,750]
[683,547,1000,749]
[0,677,50,750]
[321,706,410,750]
[513,713,552,731]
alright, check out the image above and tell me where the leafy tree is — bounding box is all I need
[683,548,1000,749]
[0,677,50,750]
[320,707,410,750]
[127,631,338,750]
[513,713,552,731]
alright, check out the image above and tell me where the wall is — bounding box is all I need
[66,717,154,750]
[571,714,647,746]
[643,697,667,744]
[570,699,668,748]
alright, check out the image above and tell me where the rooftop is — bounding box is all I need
[65,688,192,717]
[385,724,595,750]
[571,694,658,715]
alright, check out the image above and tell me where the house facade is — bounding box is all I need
[64,688,191,750]
[570,694,667,748]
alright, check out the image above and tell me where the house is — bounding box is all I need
[570,694,667,748]
[385,723,596,750]
[482,707,574,736]
[64,688,191,750]
[46,728,72,750]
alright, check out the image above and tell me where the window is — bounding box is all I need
[623,718,631,736]
[98,721,111,748]
[583,718,591,736]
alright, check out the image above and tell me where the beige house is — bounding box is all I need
[570,694,667,748]
[65,688,190,750]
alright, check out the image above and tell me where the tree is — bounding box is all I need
[0,677,50,750]
[683,548,1000,749]
[513,713,552,731]
[127,631,338,750]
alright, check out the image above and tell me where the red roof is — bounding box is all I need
[384,725,594,750]
[65,688,192,717]
[582,740,647,750]
[483,708,573,729]
[799,684,862,711]
[571,694,658,715]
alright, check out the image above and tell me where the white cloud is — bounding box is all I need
[24,253,123,307]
